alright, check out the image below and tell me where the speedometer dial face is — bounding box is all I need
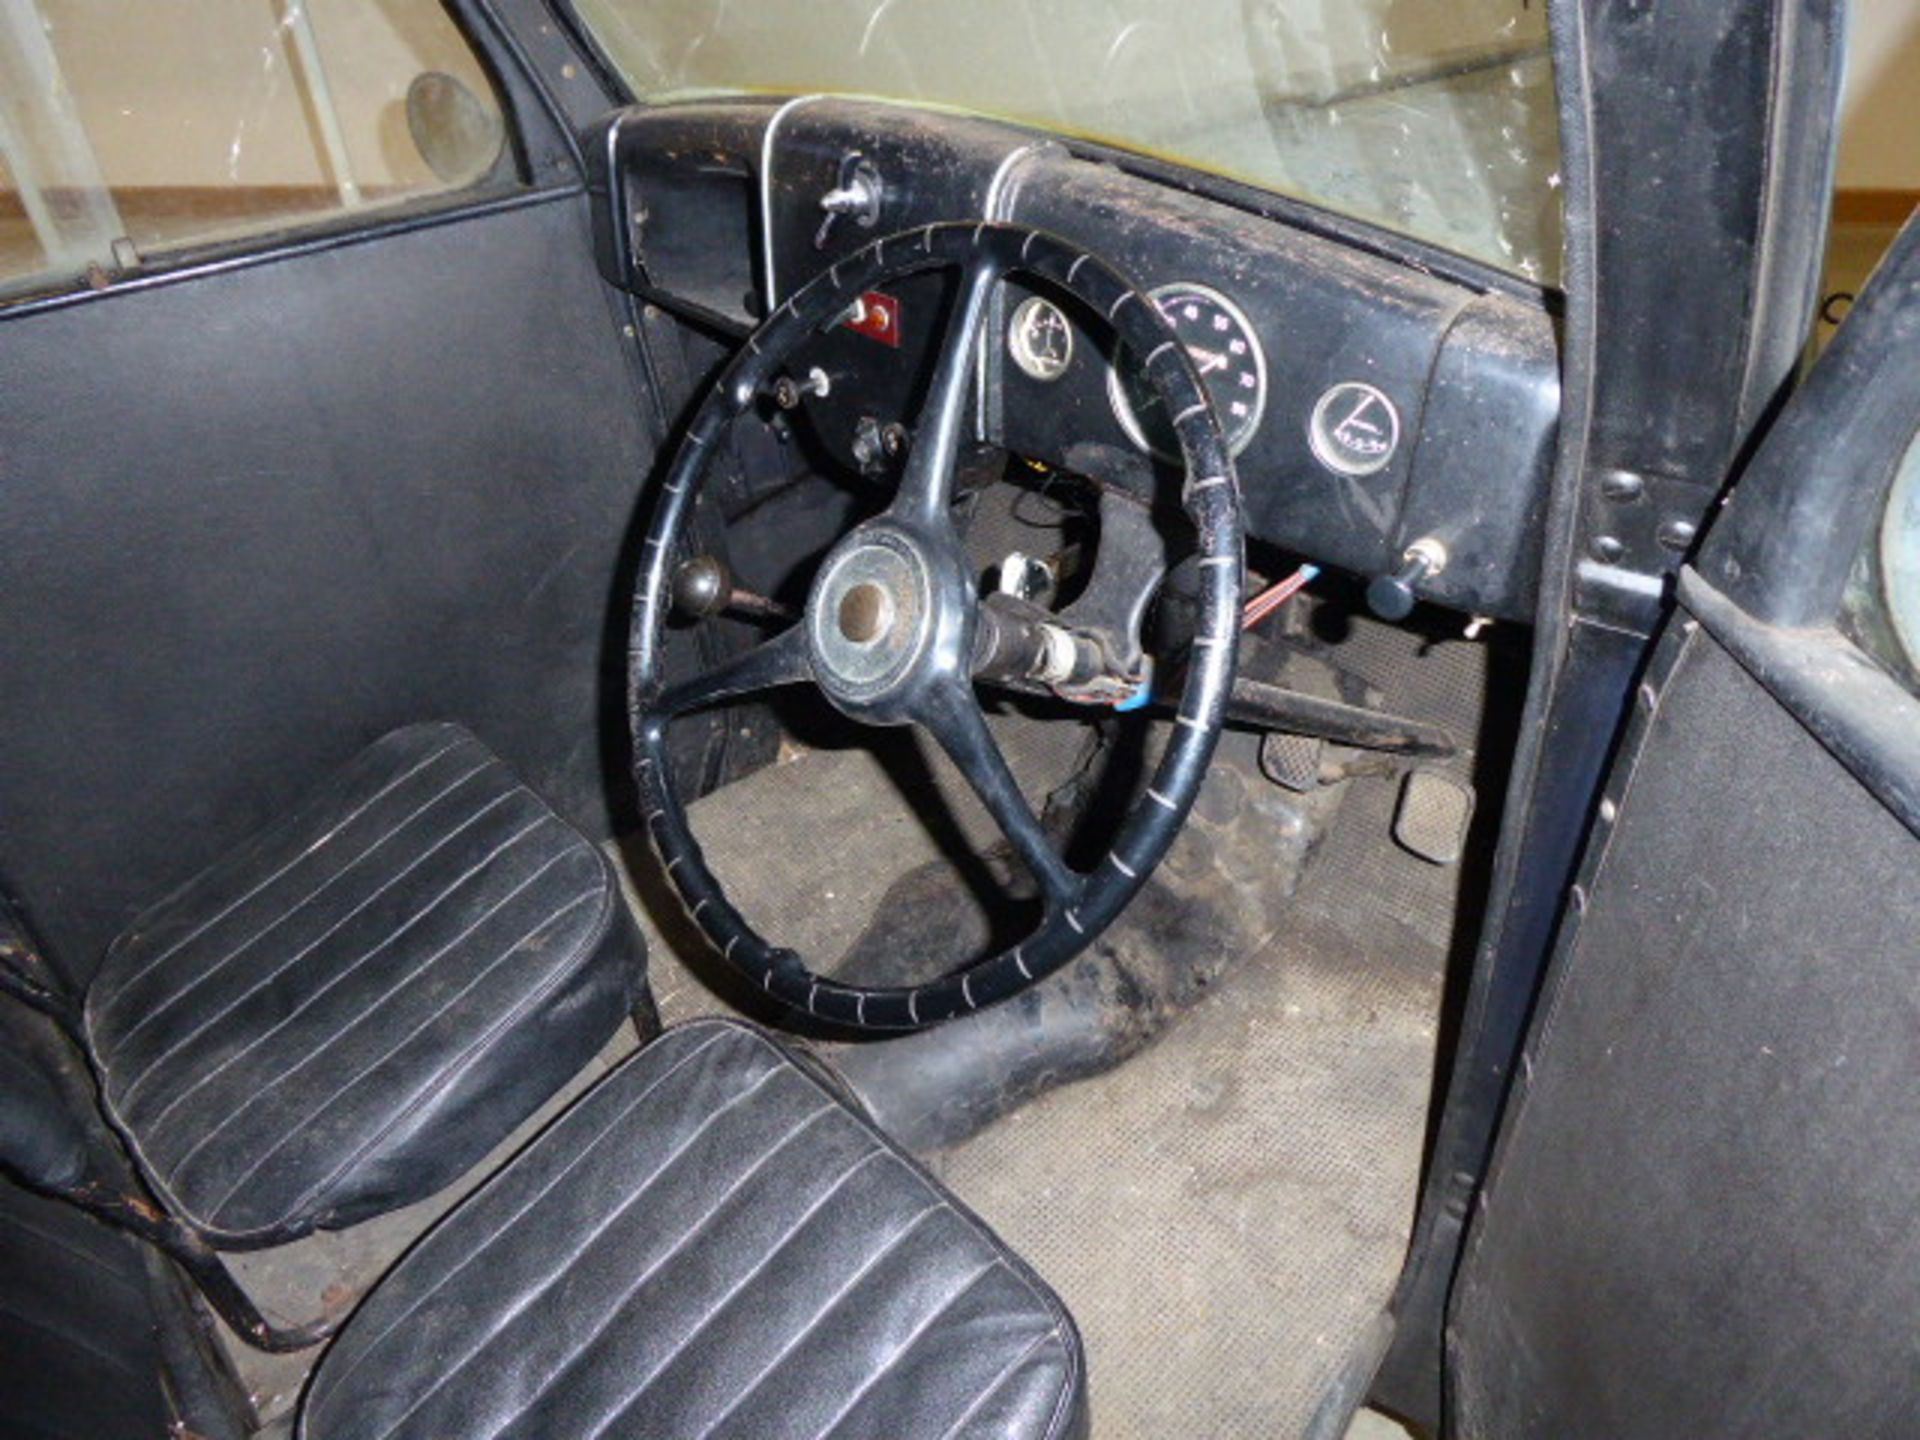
[1108,282,1267,459]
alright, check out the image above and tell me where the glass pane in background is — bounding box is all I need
[0,147,45,281]
[573,0,1562,282]
[0,0,506,300]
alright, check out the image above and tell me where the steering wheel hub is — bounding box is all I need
[806,528,938,710]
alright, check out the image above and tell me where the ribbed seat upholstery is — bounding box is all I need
[84,722,643,1246]
[301,1019,1088,1440]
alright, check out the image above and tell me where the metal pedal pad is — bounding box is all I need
[1395,769,1475,865]
[1260,731,1324,792]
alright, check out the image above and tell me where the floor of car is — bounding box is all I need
[923,766,1448,1438]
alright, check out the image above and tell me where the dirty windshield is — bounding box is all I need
[572,0,1562,282]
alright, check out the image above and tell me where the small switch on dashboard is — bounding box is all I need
[814,153,884,248]
[1366,537,1448,622]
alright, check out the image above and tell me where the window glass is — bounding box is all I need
[0,1,509,300]
[1876,428,1920,684]
[1841,426,1920,692]
[571,0,1562,282]
[0,147,40,280]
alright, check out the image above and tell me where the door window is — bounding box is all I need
[0,1,511,302]
[1859,426,1920,688]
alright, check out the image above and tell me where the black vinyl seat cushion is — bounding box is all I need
[83,722,644,1247]
[301,1019,1088,1440]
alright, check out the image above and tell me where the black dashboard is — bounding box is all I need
[587,97,1559,622]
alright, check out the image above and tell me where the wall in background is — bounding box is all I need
[0,1,503,292]
[1837,0,1920,192]
[26,0,493,190]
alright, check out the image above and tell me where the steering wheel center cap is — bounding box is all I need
[806,530,934,706]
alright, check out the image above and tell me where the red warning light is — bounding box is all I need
[845,290,901,348]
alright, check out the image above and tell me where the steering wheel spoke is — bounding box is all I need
[916,679,1080,909]
[888,254,1002,538]
[654,624,812,717]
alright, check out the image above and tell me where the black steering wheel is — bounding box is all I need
[628,221,1243,1031]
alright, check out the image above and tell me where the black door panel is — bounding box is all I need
[0,192,657,984]
[1450,217,1920,1437]
[1450,625,1920,1437]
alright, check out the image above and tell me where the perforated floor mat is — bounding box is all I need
[927,766,1445,1437]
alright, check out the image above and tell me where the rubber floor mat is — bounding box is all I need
[927,768,1445,1438]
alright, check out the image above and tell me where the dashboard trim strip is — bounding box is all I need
[759,94,826,308]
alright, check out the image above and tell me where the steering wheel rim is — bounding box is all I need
[629,221,1243,1032]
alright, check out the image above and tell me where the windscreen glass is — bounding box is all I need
[572,0,1563,282]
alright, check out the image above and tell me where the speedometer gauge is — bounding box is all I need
[1108,282,1267,459]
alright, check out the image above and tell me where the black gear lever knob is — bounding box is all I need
[670,555,733,620]
[670,555,793,623]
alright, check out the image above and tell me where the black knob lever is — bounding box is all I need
[1366,538,1448,622]
[670,556,793,624]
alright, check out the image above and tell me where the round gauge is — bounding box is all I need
[1007,295,1075,382]
[1309,381,1401,477]
[1108,282,1267,459]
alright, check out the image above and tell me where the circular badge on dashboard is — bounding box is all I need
[1309,382,1400,477]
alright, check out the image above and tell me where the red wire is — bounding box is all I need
[1240,565,1315,630]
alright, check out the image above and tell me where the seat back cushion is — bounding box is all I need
[0,1180,180,1439]
[84,722,643,1245]
[0,1028,91,1194]
[301,1019,1087,1440]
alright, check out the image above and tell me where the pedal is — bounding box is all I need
[1260,731,1323,792]
[1395,769,1475,865]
